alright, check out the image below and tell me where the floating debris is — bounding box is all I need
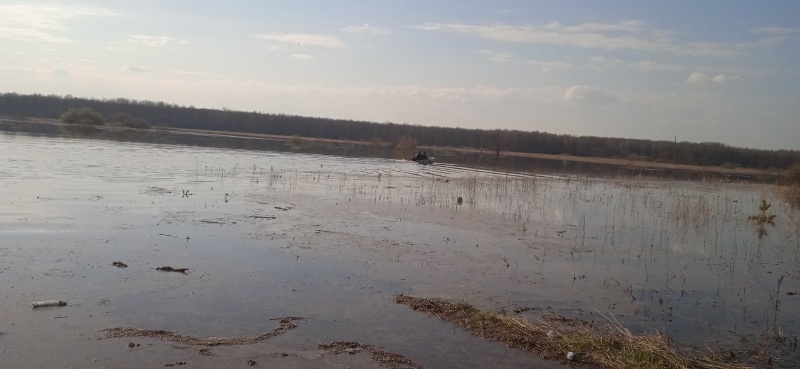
[32,300,67,308]
[164,362,186,367]
[319,341,421,369]
[246,359,256,366]
[112,261,128,268]
[102,317,304,346]
[198,348,215,356]
[155,266,189,274]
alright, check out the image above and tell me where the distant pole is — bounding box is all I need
[673,136,677,165]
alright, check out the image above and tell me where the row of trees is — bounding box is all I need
[58,106,151,129]
[1,92,798,169]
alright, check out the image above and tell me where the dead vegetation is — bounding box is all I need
[155,266,189,274]
[395,295,754,369]
[319,341,422,369]
[102,317,304,346]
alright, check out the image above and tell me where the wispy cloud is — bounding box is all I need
[563,85,615,104]
[686,72,740,85]
[341,23,389,35]
[478,50,571,72]
[123,64,152,73]
[581,56,624,71]
[290,54,313,60]
[0,4,114,43]
[126,35,187,47]
[252,33,343,47]
[414,21,734,57]
[749,26,799,46]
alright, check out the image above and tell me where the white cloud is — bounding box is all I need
[123,64,152,73]
[635,60,685,72]
[478,50,571,72]
[414,21,734,57]
[711,74,740,83]
[127,35,187,47]
[0,4,115,43]
[686,72,710,85]
[582,56,623,71]
[290,54,313,60]
[687,72,740,85]
[340,23,389,35]
[563,85,614,104]
[252,33,343,48]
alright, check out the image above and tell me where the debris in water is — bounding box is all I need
[155,266,189,274]
[32,300,67,308]
[198,348,215,356]
[319,341,421,369]
[164,362,186,367]
[103,317,304,346]
[246,359,256,366]
[112,261,128,268]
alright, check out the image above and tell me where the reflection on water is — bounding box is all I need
[1,120,774,182]
[1,122,798,366]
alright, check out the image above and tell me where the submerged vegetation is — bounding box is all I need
[395,295,753,369]
[749,199,776,238]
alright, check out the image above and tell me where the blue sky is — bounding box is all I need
[1,1,799,150]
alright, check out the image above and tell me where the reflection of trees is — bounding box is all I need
[110,129,153,142]
[4,92,800,172]
[60,124,103,138]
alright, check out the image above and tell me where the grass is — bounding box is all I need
[394,294,753,369]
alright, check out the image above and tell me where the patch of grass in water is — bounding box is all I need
[394,294,754,369]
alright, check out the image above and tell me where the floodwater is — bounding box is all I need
[1,125,798,368]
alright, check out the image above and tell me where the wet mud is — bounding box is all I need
[319,341,422,369]
[103,317,304,346]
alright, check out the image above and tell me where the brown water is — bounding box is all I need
[1,127,798,368]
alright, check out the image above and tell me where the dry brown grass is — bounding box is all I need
[395,295,754,369]
[778,185,800,208]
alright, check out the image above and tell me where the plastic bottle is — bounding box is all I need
[31,300,67,308]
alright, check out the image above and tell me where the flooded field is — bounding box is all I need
[1,128,798,368]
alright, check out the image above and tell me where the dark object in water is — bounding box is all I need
[410,157,434,165]
[156,266,189,274]
[112,261,128,268]
[32,300,67,308]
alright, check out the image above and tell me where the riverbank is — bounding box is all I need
[1,116,784,180]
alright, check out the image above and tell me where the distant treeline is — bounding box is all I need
[2,92,799,170]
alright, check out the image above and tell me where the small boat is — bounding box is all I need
[411,157,434,165]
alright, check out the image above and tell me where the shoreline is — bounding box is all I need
[0,116,784,179]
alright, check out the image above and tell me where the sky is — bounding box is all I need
[1,1,799,150]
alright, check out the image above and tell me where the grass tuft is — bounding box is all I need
[394,294,753,369]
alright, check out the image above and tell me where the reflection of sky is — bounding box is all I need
[2,131,798,352]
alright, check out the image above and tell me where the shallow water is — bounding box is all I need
[1,127,798,367]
